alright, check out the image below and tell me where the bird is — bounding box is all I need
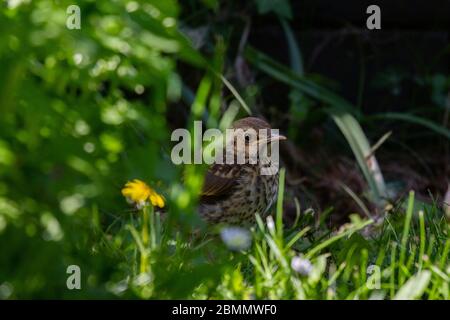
[199,117,286,225]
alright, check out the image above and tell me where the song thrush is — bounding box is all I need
[199,117,286,224]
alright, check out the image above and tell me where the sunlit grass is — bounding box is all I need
[114,174,449,300]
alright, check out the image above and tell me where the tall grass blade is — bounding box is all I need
[279,19,304,75]
[218,74,252,115]
[328,110,387,205]
[279,18,307,126]
[306,218,373,258]
[245,46,358,114]
[399,191,415,284]
[418,210,426,270]
[372,112,450,140]
[276,167,286,241]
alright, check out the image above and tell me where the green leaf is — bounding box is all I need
[329,109,388,204]
[255,0,292,19]
[279,19,303,75]
[306,216,373,258]
[279,18,309,125]
[371,112,450,140]
[394,270,431,300]
[276,167,286,241]
[244,46,358,115]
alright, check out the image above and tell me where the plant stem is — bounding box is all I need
[140,205,149,273]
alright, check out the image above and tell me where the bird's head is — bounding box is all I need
[225,117,286,164]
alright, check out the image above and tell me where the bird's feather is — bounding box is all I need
[200,164,240,203]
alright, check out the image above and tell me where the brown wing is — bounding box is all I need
[200,164,240,204]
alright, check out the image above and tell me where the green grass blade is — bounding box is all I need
[276,167,286,241]
[399,191,415,284]
[306,218,373,259]
[218,73,252,115]
[329,109,387,204]
[279,18,304,75]
[418,210,426,270]
[286,226,311,249]
[390,242,397,298]
[279,18,307,126]
[245,46,358,114]
[371,112,450,140]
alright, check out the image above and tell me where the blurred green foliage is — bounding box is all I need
[0,0,208,298]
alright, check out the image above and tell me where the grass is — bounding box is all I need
[108,173,449,300]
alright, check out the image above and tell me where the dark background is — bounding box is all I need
[251,0,449,113]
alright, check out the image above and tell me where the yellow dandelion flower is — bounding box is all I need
[121,179,165,208]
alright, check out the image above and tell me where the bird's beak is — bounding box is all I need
[268,132,287,142]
